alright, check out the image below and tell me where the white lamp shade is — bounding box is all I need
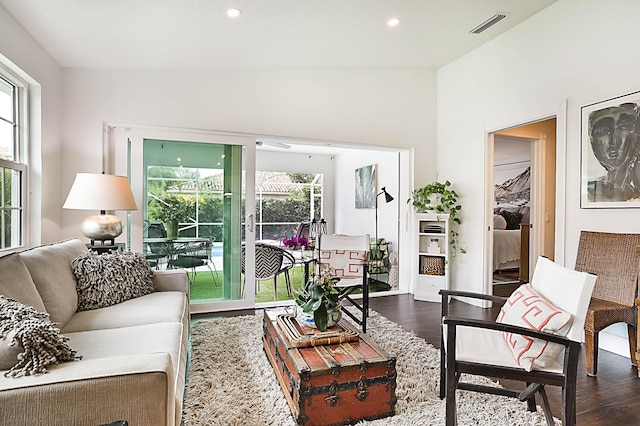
[63,173,137,211]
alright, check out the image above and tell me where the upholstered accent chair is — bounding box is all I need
[316,234,370,332]
[439,257,597,426]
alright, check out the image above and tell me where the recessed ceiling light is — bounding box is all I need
[387,18,400,27]
[227,8,242,18]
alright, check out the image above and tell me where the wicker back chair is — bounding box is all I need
[575,231,640,376]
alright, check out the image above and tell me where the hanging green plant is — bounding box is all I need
[408,180,466,259]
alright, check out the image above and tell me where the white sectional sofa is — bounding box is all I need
[0,239,190,425]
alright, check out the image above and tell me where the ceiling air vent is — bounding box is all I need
[469,13,507,34]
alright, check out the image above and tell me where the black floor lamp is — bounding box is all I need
[375,187,394,246]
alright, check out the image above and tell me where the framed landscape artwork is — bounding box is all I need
[581,90,640,208]
[355,164,376,209]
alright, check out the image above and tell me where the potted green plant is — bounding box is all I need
[293,266,342,331]
[155,194,192,240]
[408,180,466,259]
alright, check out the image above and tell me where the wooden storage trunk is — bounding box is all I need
[263,308,397,426]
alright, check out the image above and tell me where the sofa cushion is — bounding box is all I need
[19,239,87,327]
[65,322,184,374]
[497,283,573,371]
[71,251,156,312]
[0,254,46,312]
[0,296,79,377]
[65,321,187,415]
[62,291,188,334]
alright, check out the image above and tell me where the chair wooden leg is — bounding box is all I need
[584,329,598,376]
[627,324,637,367]
[562,382,577,426]
[445,326,457,426]
[445,364,457,426]
[524,382,537,412]
[537,386,554,426]
[362,276,369,334]
[439,345,446,400]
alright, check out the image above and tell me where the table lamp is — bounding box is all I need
[63,173,137,244]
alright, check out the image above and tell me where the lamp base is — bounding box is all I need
[81,214,123,242]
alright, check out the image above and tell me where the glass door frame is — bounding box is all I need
[107,124,256,313]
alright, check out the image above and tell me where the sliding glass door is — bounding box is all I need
[110,126,256,313]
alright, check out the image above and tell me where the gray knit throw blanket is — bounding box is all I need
[0,296,80,378]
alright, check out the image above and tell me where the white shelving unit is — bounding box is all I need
[414,213,450,302]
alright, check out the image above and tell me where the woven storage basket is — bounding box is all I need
[422,256,445,276]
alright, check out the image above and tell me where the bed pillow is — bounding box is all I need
[500,210,523,230]
[72,251,156,312]
[0,296,79,377]
[497,283,573,371]
[493,214,507,230]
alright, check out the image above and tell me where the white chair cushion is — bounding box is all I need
[454,326,563,374]
[529,256,597,342]
[497,283,573,371]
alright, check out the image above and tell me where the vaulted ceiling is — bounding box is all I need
[1,0,556,69]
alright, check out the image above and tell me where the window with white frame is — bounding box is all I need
[0,71,26,250]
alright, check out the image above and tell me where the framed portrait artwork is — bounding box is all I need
[355,164,376,209]
[581,91,640,208]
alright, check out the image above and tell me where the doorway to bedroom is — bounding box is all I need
[489,118,557,296]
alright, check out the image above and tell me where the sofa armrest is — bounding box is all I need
[0,353,175,426]
[154,269,190,296]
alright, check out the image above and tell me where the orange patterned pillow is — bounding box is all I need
[497,283,573,371]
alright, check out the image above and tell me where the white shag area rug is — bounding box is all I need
[183,310,560,426]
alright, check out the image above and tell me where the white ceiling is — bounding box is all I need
[1,0,557,69]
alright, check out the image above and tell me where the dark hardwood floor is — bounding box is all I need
[197,294,640,425]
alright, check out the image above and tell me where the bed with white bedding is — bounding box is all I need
[493,228,521,271]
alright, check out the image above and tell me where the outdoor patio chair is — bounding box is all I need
[241,243,295,300]
[315,233,370,333]
[439,256,596,426]
[188,237,219,286]
[145,222,171,269]
[169,239,218,286]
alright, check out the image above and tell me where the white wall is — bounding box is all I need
[437,0,639,354]
[438,0,640,291]
[60,68,436,240]
[0,4,63,245]
[334,149,400,249]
